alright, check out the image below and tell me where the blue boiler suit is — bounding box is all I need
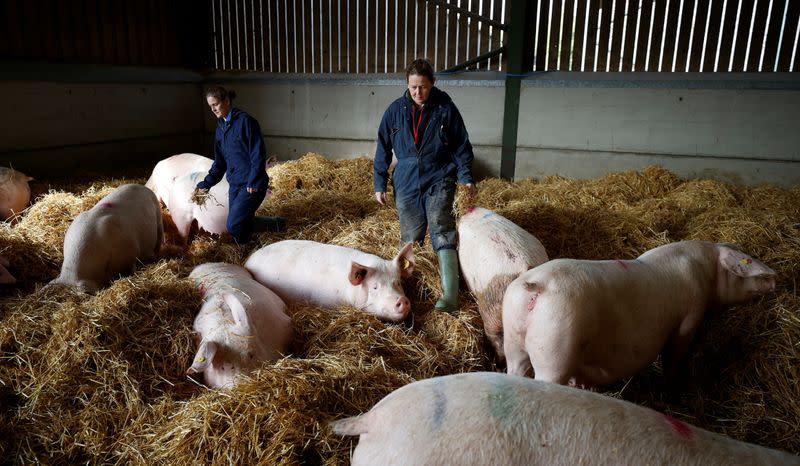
[373,87,475,251]
[197,107,269,244]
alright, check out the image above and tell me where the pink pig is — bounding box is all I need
[0,256,15,284]
[331,372,800,465]
[0,167,33,221]
[502,240,777,386]
[244,240,414,322]
[48,184,163,293]
[457,207,548,362]
[145,153,213,207]
[187,262,292,389]
[167,171,229,240]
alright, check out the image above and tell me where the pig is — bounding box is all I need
[330,372,800,465]
[0,256,15,284]
[0,167,33,221]
[244,240,415,322]
[457,207,548,362]
[167,171,229,240]
[187,262,293,389]
[145,153,213,207]
[502,240,777,386]
[48,184,163,293]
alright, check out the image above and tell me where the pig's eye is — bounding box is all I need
[373,283,379,290]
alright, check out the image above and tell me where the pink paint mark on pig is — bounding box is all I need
[98,202,116,209]
[198,282,206,296]
[527,293,539,311]
[663,415,694,440]
[467,206,477,214]
[615,260,629,270]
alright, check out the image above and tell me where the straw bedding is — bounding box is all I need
[0,153,798,464]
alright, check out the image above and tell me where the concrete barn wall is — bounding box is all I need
[1,63,797,186]
[0,64,205,179]
[207,72,800,186]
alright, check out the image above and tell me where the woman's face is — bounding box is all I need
[407,74,434,107]
[207,95,232,119]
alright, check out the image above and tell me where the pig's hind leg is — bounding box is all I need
[504,340,533,377]
[529,328,583,385]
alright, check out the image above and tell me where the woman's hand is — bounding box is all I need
[375,192,386,205]
[465,183,477,197]
[247,187,257,193]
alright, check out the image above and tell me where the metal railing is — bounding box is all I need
[210,0,800,72]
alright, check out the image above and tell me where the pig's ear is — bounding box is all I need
[395,242,416,279]
[222,292,252,336]
[718,245,776,278]
[187,340,218,374]
[349,262,371,286]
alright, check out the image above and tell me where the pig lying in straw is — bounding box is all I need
[188,262,292,389]
[48,184,163,293]
[145,153,213,207]
[331,372,800,465]
[457,206,548,362]
[0,167,33,221]
[244,240,414,322]
[502,240,776,386]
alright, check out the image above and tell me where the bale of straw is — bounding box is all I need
[1,154,798,464]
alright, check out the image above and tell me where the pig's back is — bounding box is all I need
[146,153,213,205]
[191,262,288,320]
[458,207,548,294]
[337,372,800,466]
[245,240,379,306]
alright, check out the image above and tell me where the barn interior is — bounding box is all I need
[1,1,799,464]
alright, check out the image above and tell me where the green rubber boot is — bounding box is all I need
[434,249,460,313]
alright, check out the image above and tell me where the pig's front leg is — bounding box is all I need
[661,309,704,379]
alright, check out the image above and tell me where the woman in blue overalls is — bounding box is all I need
[195,86,285,244]
[374,59,477,313]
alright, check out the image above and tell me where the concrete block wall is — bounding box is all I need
[207,72,800,186]
[0,64,205,179]
[1,63,798,186]
[515,74,800,185]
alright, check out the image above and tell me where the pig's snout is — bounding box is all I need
[394,296,411,320]
[762,276,777,293]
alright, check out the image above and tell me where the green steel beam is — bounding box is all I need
[441,46,506,74]
[500,0,535,180]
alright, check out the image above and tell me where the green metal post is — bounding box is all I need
[500,0,535,180]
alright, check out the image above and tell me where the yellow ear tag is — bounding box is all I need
[739,258,752,265]
[402,258,411,270]
[196,356,206,363]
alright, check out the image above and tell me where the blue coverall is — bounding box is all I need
[373,87,475,251]
[197,107,269,244]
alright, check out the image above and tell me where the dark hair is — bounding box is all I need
[204,85,236,102]
[405,58,436,84]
